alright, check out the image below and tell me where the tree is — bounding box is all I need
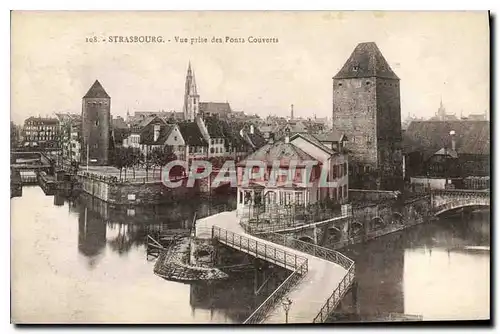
[128,147,142,179]
[150,147,179,180]
[149,148,163,179]
[110,147,128,180]
[141,147,155,181]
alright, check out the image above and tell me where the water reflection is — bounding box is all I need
[11,186,489,323]
[77,206,106,267]
[72,191,237,259]
[337,211,490,321]
[12,186,260,324]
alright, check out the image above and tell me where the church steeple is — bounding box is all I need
[437,97,446,120]
[183,61,199,121]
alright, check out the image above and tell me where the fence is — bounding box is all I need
[256,231,355,323]
[239,203,342,227]
[212,227,308,273]
[212,226,355,324]
[312,265,355,323]
[244,261,308,324]
[77,171,185,185]
[211,226,309,324]
[257,232,353,270]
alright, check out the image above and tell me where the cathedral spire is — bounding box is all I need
[183,62,200,122]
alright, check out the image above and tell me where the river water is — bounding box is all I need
[11,186,490,323]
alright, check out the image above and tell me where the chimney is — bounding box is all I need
[450,130,456,151]
[154,124,160,142]
[250,124,254,134]
[285,127,290,143]
[290,104,294,120]
[268,133,275,144]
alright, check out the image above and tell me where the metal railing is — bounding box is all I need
[257,232,354,270]
[241,214,348,235]
[244,260,308,324]
[241,219,305,234]
[212,226,355,324]
[77,171,185,184]
[211,226,309,324]
[256,231,355,323]
[312,264,355,323]
[212,227,308,273]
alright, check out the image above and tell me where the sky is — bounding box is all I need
[10,11,489,125]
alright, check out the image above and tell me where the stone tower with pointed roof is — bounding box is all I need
[183,62,200,122]
[81,80,111,165]
[332,42,403,190]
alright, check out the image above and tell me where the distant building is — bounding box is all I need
[177,121,209,161]
[332,42,403,190]
[403,120,490,184]
[129,110,174,124]
[429,99,458,121]
[11,121,20,149]
[81,80,111,165]
[196,116,228,158]
[165,111,185,122]
[112,116,128,129]
[138,116,186,160]
[462,110,489,121]
[22,116,59,148]
[55,113,81,162]
[199,102,232,119]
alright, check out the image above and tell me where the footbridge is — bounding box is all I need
[196,211,355,324]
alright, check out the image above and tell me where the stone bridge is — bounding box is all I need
[251,189,489,248]
[431,189,490,216]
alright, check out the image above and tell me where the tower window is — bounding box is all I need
[338,83,343,86]
[353,65,359,71]
[95,119,99,126]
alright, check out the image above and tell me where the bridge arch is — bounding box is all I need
[326,227,343,242]
[297,236,315,244]
[392,212,403,224]
[351,220,363,228]
[435,203,490,216]
[371,216,384,227]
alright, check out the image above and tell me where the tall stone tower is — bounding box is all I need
[183,62,200,122]
[332,42,403,190]
[81,80,111,165]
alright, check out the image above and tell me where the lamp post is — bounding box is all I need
[281,297,292,324]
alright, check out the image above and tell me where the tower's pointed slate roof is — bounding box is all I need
[334,42,399,80]
[83,80,110,99]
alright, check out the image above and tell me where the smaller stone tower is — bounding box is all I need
[81,80,111,165]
